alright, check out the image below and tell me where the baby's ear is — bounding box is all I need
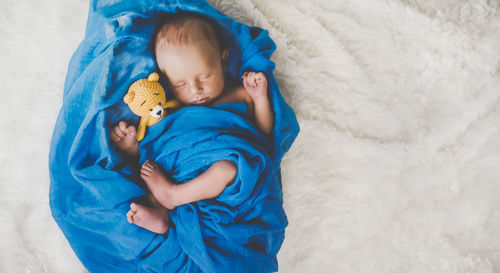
[221,49,229,70]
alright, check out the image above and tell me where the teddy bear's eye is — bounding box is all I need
[149,109,152,111]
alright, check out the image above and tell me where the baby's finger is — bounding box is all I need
[113,126,125,138]
[255,72,264,82]
[110,128,118,138]
[126,125,137,137]
[249,73,257,87]
[242,73,250,82]
[119,121,128,132]
[247,72,253,81]
[110,131,121,142]
[242,76,250,88]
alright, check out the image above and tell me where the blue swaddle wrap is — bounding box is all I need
[49,0,299,272]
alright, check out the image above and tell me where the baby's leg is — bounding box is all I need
[126,202,170,234]
[110,121,139,158]
[141,160,237,210]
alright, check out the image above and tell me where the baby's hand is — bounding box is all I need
[242,72,268,100]
[110,121,139,157]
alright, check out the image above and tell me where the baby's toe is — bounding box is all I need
[140,166,152,176]
[151,162,160,170]
[141,164,151,173]
[142,161,152,168]
[130,202,138,212]
[126,210,135,223]
[132,212,142,225]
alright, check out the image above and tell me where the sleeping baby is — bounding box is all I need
[110,12,274,234]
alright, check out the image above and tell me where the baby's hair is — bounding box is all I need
[154,11,224,55]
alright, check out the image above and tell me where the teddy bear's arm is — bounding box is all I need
[136,117,149,141]
[165,99,180,109]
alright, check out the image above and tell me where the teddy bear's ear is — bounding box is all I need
[123,91,134,104]
[148,72,159,82]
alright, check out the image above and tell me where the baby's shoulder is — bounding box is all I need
[212,81,254,115]
[214,80,251,105]
[230,83,252,103]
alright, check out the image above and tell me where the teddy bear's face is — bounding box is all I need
[128,89,166,118]
[124,73,167,119]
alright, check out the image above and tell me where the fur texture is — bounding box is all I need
[1,0,499,272]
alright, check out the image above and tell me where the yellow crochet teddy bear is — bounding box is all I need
[124,72,179,141]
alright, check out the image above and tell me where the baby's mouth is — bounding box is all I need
[192,97,209,105]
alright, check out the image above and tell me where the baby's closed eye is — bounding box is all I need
[173,82,187,88]
[198,74,212,81]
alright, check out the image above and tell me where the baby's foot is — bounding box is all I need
[110,121,139,157]
[126,202,170,234]
[140,161,178,210]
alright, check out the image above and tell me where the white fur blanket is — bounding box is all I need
[1,0,499,272]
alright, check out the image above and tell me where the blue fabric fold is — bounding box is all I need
[49,0,299,272]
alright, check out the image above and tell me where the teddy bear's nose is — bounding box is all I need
[150,105,164,118]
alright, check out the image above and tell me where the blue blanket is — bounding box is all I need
[49,1,299,272]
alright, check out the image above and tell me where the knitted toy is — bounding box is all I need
[124,72,179,141]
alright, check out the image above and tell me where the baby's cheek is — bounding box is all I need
[211,79,225,96]
[178,91,193,104]
[172,89,185,99]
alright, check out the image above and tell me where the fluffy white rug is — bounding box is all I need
[1,0,499,272]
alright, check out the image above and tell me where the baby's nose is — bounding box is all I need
[189,82,202,94]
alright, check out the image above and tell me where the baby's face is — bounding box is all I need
[156,42,227,106]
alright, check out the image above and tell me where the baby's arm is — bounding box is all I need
[242,72,274,135]
[141,160,237,210]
